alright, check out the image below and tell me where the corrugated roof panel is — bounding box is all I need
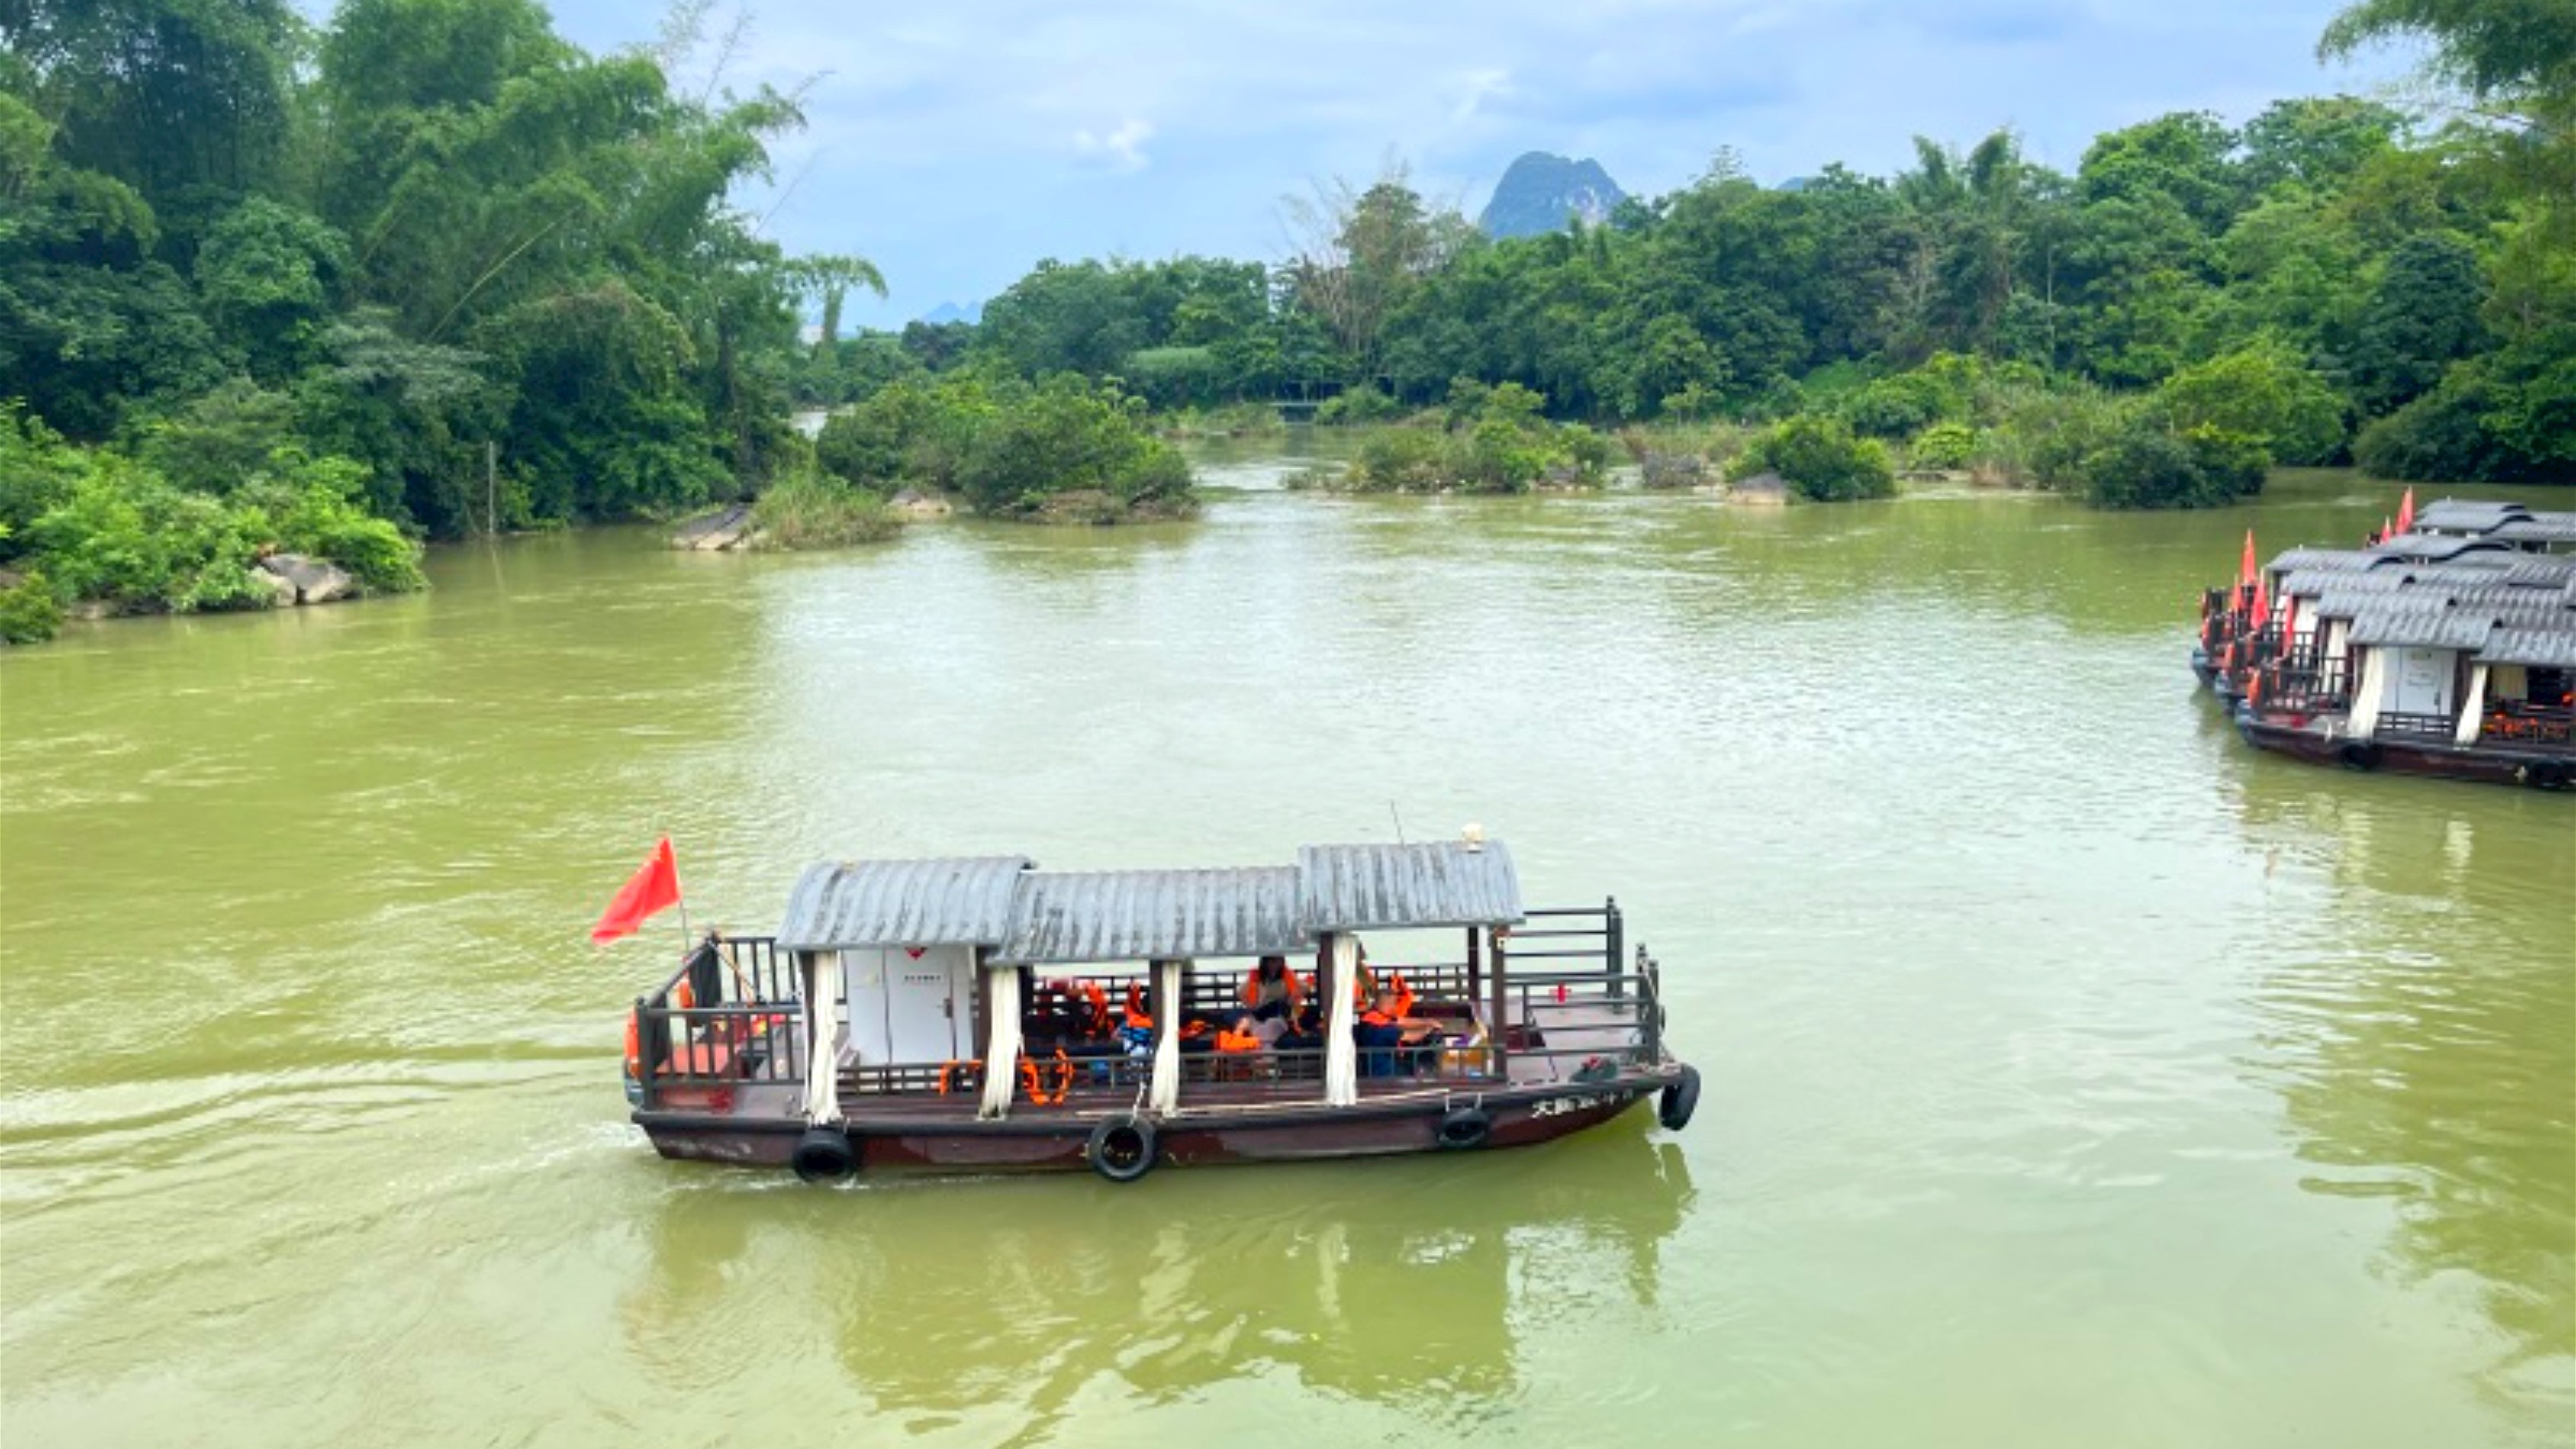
[1297,842,1523,931]
[2501,555,2576,588]
[991,867,1308,965]
[2415,499,2531,534]
[775,856,1033,951]
[2492,515,2576,545]
[2480,628,2576,668]
[2351,603,2500,652]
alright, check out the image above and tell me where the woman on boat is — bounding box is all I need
[1242,956,1304,1020]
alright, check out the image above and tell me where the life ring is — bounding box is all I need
[1020,1049,1073,1105]
[791,1126,857,1183]
[2338,741,2382,771]
[937,1060,982,1095]
[1658,1064,1701,1132]
[1087,1117,1158,1183]
[1437,1106,1492,1150]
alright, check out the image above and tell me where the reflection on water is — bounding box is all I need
[626,1129,1692,1441]
[2227,771,2576,1423]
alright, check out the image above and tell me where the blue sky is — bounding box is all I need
[537,0,2418,327]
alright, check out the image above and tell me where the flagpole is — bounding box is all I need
[669,836,694,958]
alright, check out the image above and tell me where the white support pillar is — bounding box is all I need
[2349,648,2388,740]
[802,953,843,1126]
[1149,959,1184,1114]
[979,965,1021,1120]
[1324,935,1359,1107]
[2455,662,2490,746]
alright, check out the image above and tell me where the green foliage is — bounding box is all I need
[246,452,428,594]
[28,454,273,612]
[2079,411,2270,508]
[958,376,1194,518]
[1729,415,1897,501]
[0,569,64,644]
[2158,339,2348,464]
[1910,421,1978,470]
[1314,387,1403,424]
[750,470,900,548]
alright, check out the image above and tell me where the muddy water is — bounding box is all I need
[2,460,2568,1446]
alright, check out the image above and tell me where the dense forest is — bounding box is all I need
[1,0,2567,643]
[819,0,2571,503]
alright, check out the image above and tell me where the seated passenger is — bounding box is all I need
[1115,982,1155,1060]
[1240,956,1305,1020]
[1354,989,1441,1078]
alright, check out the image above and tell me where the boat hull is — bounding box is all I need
[2236,713,2576,789]
[633,1069,1679,1175]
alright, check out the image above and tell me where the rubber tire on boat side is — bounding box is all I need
[1088,1117,1158,1184]
[1658,1065,1701,1132]
[1437,1106,1492,1150]
[2338,741,2382,771]
[2525,761,2570,791]
[791,1127,857,1184]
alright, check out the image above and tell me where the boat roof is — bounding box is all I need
[993,867,1307,966]
[777,840,1524,956]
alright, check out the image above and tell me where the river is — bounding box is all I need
[2,453,2568,1447]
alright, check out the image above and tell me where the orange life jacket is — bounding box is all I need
[1080,982,1110,1035]
[623,1009,641,1076]
[1214,1028,1261,1052]
[1242,967,1303,1008]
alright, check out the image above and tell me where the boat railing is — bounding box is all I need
[2483,701,2574,745]
[2373,710,2457,744]
[634,935,807,1111]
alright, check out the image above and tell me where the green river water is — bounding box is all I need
[2,453,2569,1447]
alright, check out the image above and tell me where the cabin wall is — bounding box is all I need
[838,946,975,1066]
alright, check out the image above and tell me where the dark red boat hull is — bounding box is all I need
[2235,714,2575,789]
[635,1070,1678,1175]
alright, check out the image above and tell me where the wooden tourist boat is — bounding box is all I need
[2196,502,2576,789]
[621,837,1699,1183]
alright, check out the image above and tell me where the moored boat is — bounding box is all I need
[622,837,1698,1182]
[2197,500,2576,788]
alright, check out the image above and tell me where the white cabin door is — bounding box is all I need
[883,947,965,1063]
[840,949,893,1065]
[2385,648,2455,719]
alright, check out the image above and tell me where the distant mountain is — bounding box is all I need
[917,300,981,326]
[1478,153,1626,238]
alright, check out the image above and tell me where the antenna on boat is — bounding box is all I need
[1388,801,1406,845]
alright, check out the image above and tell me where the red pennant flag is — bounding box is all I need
[2396,488,2415,534]
[592,837,682,944]
[2239,529,2257,587]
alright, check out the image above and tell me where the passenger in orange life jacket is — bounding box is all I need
[1241,956,1304,1020]
[1353,988,1439,1078]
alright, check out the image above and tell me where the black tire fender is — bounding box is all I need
[1658,1064,1702,1132]
[2527,760,2571,792]
[1088,1117,1159,1184]
[2338,741,2382,771]
[1436,1105,1492,1150]
[791,1126,857,1183]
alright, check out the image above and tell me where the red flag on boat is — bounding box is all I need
[2395,488,2415,534]
[592,837,682,944]
[2239,529,2257,587]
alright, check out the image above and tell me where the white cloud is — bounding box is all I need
[533,0,2415,326]
[1072,118,1156,172]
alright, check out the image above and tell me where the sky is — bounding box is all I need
[534,0,2421,328]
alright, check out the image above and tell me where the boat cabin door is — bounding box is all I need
[2386,647,2457,719]
[838,947,969,1065]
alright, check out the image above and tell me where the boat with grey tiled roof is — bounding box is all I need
[623,835,1698,1182]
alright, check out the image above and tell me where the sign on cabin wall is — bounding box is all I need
[2386,648,2456,718]
[839,947,969,1066]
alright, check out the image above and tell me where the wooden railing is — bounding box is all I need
[632,935,809,1111]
